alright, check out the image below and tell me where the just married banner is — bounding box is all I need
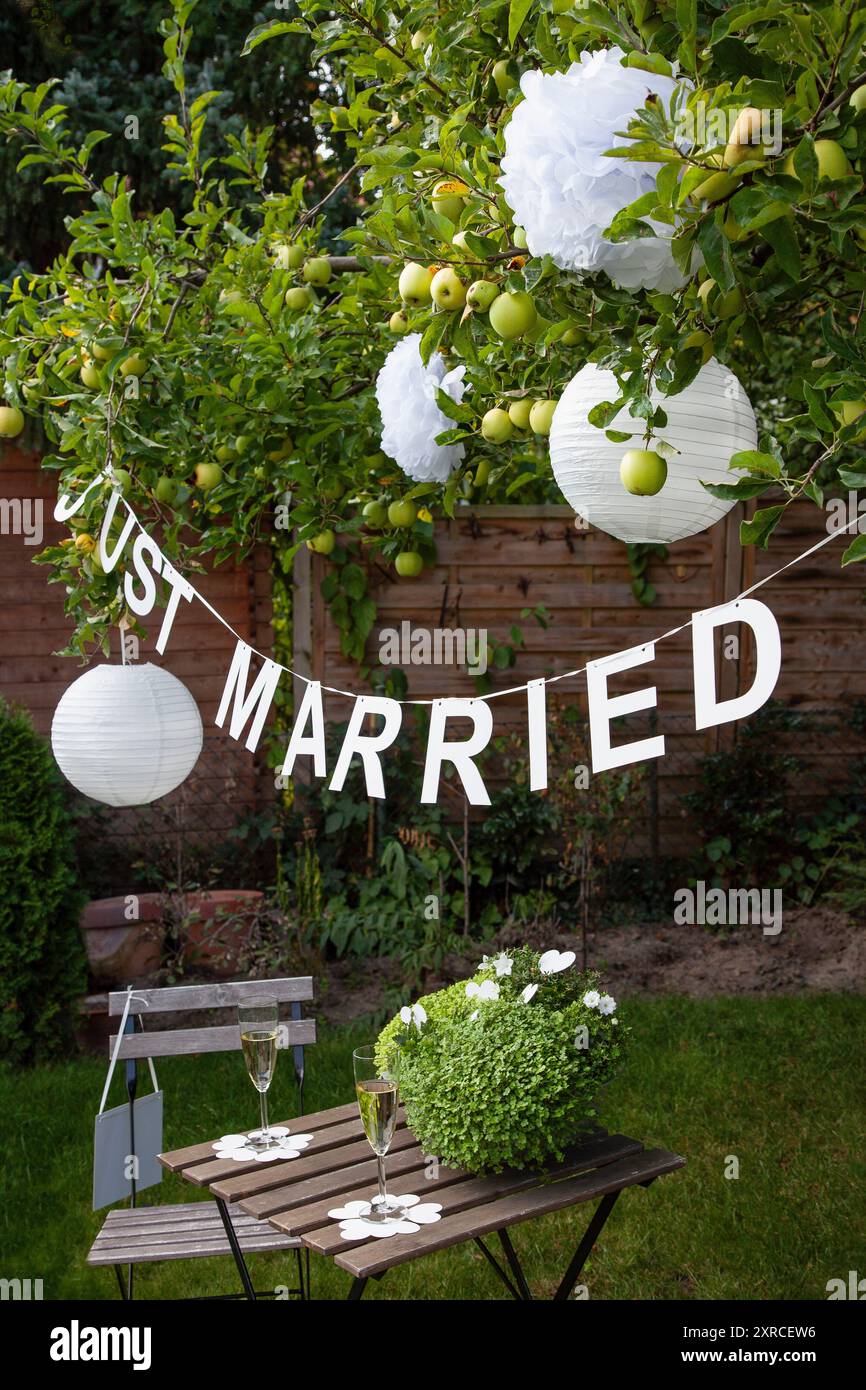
[53,470,858,807]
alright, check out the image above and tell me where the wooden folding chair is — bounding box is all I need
[86,977,315,1301]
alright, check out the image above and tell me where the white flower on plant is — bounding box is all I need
[521,984,539,1003]
[583,990,601,1009]
[499,47,688,293]
[539,949,576,975]
[598,994,617,1015]
[466,979,500,1002]
[375,333,467,483]
[399,1002,428,1030]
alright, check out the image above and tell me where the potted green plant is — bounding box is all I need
[376,946,629,1174]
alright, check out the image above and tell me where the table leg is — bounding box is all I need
[215,1196,257,1302]
[553,1190,620,1301]
[498,1230,534,1301]
[474,1236,524,1300]
[347,1277,368,1301]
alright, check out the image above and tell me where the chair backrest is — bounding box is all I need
[107,977,315,1060]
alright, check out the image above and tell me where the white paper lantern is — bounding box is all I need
[375,333,467,482]
[499,47,688,293]
[548,358,758,544]
[51,663,203,806]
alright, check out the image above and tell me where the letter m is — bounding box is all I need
[215,641,283,752]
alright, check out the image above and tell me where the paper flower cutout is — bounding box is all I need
[212,1130,314,1163]
[499,47,687,292]
[488,952,513,977]
[328,1192,443,1240]
[598,994,617,1015]
[539,949,576,975]
[375,333,467,482]
[466,979,500,1002]
[400,1002,428,1030]
[521,983,539,1003]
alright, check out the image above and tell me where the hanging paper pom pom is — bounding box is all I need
[51,663,203,807]
[375,333,467,483]
[548,358,758,544]
[499,47,687,293]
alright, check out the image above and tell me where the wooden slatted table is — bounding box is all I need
[159,1102,684,1300]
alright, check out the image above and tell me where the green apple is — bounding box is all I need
[273,242,305,270]
[512,226,528,250]
[303,257,332,286]
[481,407,513,443]
[388,498,417,528]
[431,179,468,224]
[90,339,115,361]
[395,550,424,577]
[155,476,178,504]
[266,437,294,461]
[430,266,467,309]
[321,478,344,501]
[219,289,243,306]
[561,325,584,346]
[410,29,430,50]
[489,290,537,341]
[119,354,147,377]
[508,398,533,430]
[466,279,499,312]
[362,500,388,528]
[783,139,853,180]
[389,309,410,334]
[620,448,667,496]
[195,462,222,492]
[234,435,253,455]
[683,330,714,364]
[307,529,336,555]
[80,363,101,389]
[723,107,770,168]
[716,287,744,319]
[285,286,313,311]
[529,399,557,435]
[474,459,491,487]
[215,443,238,463]
[691,153,740,204]
[112,468,132,495]
[851,87,866,114]
[451,230,471,256]
[398,261,434,306]
[492,59,514,99]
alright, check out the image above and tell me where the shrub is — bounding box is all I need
[377,947,628,1174]
[0,700,87,1062]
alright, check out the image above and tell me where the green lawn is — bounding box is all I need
[2,995,863,1301]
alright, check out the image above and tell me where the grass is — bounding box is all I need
[2,994,864,1301]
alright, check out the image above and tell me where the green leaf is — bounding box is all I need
[759,215,800,281]
[841,533,866,566]
[741,505,785,548]
[508,0,534,47]
[241,20,301,57]
[729,450,781,477]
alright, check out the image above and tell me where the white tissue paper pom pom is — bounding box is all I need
[375,333,467,483]
[499,46,687,292]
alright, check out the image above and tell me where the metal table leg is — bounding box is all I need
[215,1196,257,1302]
[553,1190,620,1301]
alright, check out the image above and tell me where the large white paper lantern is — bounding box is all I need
[499,47,688,293]
[548,358,758,543]
[51,663,203,806]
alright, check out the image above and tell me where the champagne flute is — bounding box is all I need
[353,1044,407,1223]
[238,1000,281,1152]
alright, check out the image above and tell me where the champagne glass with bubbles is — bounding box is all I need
[353,1044,407,1223]
[238,1000,281,1152]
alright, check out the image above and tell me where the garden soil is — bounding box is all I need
[319,907,865,1025]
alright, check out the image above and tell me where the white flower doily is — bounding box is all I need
[212,1130,315,1163]
[328,1192,443,1240]
[375,334,466,482]
[499,47,687,292]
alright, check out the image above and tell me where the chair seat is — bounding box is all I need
[87,1201,299,1267]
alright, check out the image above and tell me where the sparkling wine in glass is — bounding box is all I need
[353,1044,407,1224]
[238,1000,281,1152]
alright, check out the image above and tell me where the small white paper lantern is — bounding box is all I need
[548,358,758,544]
[51,663,203,806]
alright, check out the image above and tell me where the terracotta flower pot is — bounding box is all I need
[179,890,263,977]
[80,894,164,986]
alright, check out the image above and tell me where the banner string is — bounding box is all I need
[74,473,865,707]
